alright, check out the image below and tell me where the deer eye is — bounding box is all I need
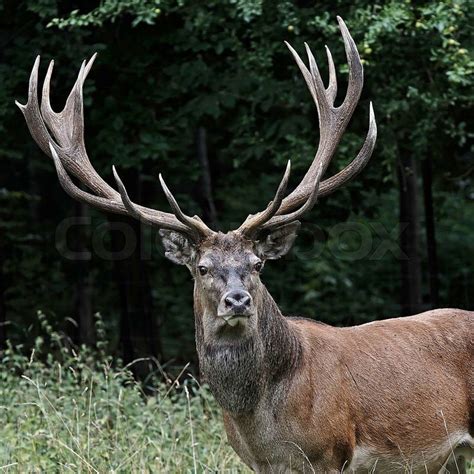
[254,261,263,272]
[198,265,208,276]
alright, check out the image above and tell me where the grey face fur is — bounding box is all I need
[159,223,300,340]
[159,223,302,413]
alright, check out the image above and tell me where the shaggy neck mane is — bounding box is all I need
[194,284,302,414]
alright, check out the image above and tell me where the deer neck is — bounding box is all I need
[194,284,302,414]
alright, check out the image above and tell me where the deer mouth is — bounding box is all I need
[222,314,251,327]
[218,308,253,326]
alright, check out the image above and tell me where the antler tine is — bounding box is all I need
[284,40,336,128]
[261,162,324,231]
[237,160,291,237]
[285,42,323,118]
[17,56,215,240]
[337,16,363,115]
[325,45,337,105]
[112,165,150,221]
[305,42,330,109]
[318,102,376,197]
[159,174,214,238]
[112,166,194,234]
[16,56,53,157]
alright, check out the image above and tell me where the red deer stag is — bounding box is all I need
[16,16,473,474]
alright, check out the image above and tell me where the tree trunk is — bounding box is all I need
[0,244,6,348]
[109,171,161,375]
[74,201,95,345]
[421,157,439,308]
[112,216,160,373]
[398,152,423,315]
[196,127,218,227]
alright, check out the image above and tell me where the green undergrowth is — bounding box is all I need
[0,312,246,473]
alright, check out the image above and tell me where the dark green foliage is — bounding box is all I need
[0,0,472,362]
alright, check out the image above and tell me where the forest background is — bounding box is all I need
[1,0,473,370]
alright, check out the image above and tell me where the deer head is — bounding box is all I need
[16,17,376,344]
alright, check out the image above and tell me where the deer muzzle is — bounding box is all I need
[218,289,253,324]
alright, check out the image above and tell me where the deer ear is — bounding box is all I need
[159,229,196,266]
[255,221,300,260]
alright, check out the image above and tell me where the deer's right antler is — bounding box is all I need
[16,55,214,241]
[238,17,377,237]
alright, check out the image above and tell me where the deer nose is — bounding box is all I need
[223,290,252,314]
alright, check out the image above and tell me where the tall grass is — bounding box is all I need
[0,312,247,473]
